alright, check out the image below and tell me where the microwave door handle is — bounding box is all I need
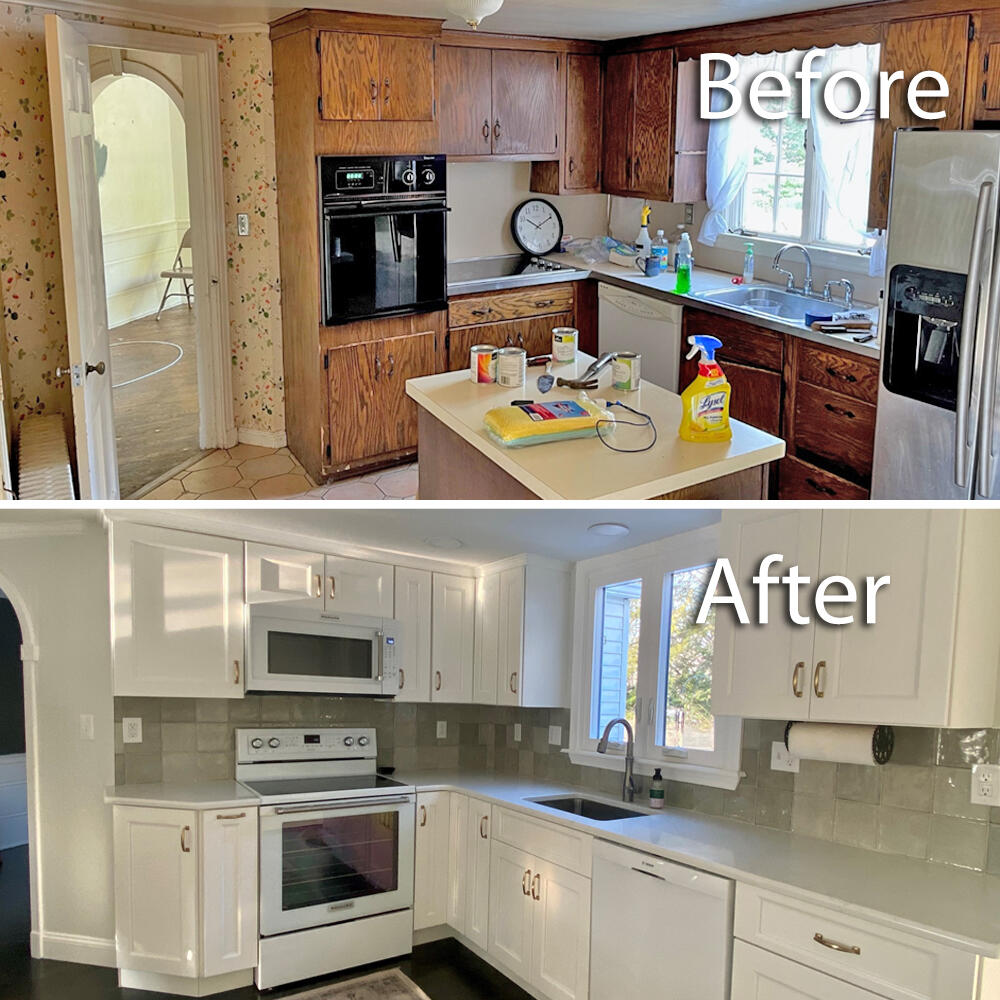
[978,193,1000,497]
[376,630,385,682]
[273,795,412,815]
[957,179,993,488]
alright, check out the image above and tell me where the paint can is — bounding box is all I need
[470,345,498,384]
[551,327,579,364]
[496,347,527,388]
[612,352,641,391]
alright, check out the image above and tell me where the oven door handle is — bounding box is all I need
[272,795,413,815]
[325,205,448,222]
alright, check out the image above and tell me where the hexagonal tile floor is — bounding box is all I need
[138,446,417,501]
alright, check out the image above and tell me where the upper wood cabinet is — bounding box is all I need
[868,14,969,230]
[319,31,435,122]
[438,45,493,155]
[968,10,1000,124]
[673,57,709,203]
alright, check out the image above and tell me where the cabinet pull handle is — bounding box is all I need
[813,661,826,698]
[522,869,532,895]
[480,815,488,839]
[534,299,555,308]
[374,355,381,381]
[387,353,395,378]
[826,366,857,383]
[314,573,322,598]
[471,308,492,317]
[434,670,442,691]
[216,812,246,821]
[531,873,541,901]
[824,402,856,419]
[568,156,575,174]
[329,576,336,600]
[384,76,391,104]
[634,156,641,184]
[398,668,405,690]
[494,118,502,140]
[510,671,518,694]
[814,932,860,956]
[370,78,378,103]
[505,334,514,347]
[792,661,804,698]
[482,119,490,141]
[806,478,837,497]
[419,805,427,826]
[516,333,525,349]
[180,825,191,853]
[233,660,240,685]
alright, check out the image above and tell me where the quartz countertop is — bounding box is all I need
[398,770,1000,959]
[405,351,785,500]
[104,780,259,810]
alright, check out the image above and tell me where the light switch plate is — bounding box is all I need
[684,203,694,225]
[436,720,447,739]
[123,717,143,744]
[237,213,250,237]
[548,725,562,746]
[513,723,522,743]
[79,714,94,741]
[770,740,799,773]
[971,764,1000,806]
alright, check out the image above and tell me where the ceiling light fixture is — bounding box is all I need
[447,0,504,29]
[424,536,465,550]
[588,522,630,538]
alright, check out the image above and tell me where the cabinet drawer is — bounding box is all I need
[793,383,875,483]
[734,884,978,1000]
[682,308,784,372]
[449,284,576,327]
[797,342,880,405]
[732,940,883,1000]
[493,806,592,877]
[778,456,869,500]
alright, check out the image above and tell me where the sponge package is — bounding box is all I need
[483,398,607,448]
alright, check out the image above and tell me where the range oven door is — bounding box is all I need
[322,199,447,325]
[259,794,415,937]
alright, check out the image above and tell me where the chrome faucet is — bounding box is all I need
[823,278,855,310]
[596,718,635,803]
[773,243,814,296]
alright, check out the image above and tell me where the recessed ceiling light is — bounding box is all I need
[424,536,464,550]
[588,522,630,537]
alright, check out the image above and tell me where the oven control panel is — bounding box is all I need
[237,728,377,762]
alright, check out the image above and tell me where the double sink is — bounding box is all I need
[530,794,646,822]
[690,284,842,326]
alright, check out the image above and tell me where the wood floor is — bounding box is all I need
[111,306,203,499]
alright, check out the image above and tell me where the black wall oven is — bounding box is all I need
[320,154,447,325]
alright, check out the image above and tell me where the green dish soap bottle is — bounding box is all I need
[649,767,664,809]
[674,231,694,294]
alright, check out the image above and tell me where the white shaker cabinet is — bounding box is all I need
[731,941,883,1000]
[473,573,501,704]
[431,574,475,703]
[394,567,432,702]
[488,840,536,982]
[445,793,492,949]
[111,523,245,699]
[245,543,324,608]
[413,791,451,930]
[324,555,394,616]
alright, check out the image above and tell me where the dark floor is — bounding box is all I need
[0,843,529,1000]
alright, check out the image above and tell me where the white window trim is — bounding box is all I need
[568,523,742,791]
[713,231,873,281]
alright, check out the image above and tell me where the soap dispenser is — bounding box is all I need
[649,768,664,809]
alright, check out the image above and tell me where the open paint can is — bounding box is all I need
[612,352,641,391]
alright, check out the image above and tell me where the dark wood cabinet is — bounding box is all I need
[967,10,1000,123]
[438,45,493,155]
[602,53,637,195]
[379,36,436,121]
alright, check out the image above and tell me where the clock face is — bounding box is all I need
[511,199,563,256]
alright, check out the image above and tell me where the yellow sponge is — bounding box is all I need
[483,398,605,448]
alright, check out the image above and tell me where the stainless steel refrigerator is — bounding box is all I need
[872,129,1000,499]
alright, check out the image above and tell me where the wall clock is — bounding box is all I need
[511,198,563,256]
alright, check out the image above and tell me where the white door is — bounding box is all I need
[488,841,535,982]
[201,807,257,977]
[474,573,500,704]
[245,543,324,609]
[45,14,118,498]
[809,511,964,726]
[413,791,450,930]
[497,566,526,707]
[465,798,492,951]
[711,510,823,720]
[111,523,245,698]
[431,574,475,703]
[731,940,883,999]
[531,860,591,1000]
[394,568,432,702]
[113,806,198,977]
[325,556,394,616]
[447,793,469,934]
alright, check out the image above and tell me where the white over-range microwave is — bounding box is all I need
[247,605,400,696]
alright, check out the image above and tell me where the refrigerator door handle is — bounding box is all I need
[957,180,994,488]
[978,186,1000,497]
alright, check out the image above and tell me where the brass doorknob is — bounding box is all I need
[86,361,107,376]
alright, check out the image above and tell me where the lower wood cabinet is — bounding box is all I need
[112,805,257,986]
[413,791,451,930]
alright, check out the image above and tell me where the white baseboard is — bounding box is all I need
[120,967,253,997]
[32,930,117,967]
[237,427,287,449]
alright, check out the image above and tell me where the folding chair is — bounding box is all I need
[155,229,194,320]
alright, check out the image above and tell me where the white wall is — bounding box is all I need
[0,520,116,964]
[0,753,27,848]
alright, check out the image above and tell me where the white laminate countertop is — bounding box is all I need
[405,351,785,501]
[104,780,259,810]
[399,771,1000,959]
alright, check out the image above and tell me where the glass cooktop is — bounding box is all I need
[242,774,411,801]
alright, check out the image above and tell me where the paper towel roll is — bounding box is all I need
[785,722,894,766]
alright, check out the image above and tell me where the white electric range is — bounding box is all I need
[236,728,416,989]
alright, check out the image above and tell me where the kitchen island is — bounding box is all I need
[406,353,785,500]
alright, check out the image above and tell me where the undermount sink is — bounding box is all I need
[689,284,828,325]
[530,795,646,821]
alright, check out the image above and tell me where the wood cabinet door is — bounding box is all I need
[379,36,435,122]
[448,325,485,372]
[602,53,636,193]
[530,860,591,1000]
[319,32,380,121]
[969,11,1000,120]
[414,791,451,930]
[326,340,385,466]
[492,50,560,156]
[564,54,602,190]
[380,330,437,454]
[678,356,782,435]
[245,542,325,609]
[438,45,493,155]
[868,15,969,229]
[431,573,476,703]
[631,48,674,199]
[488,841,535,982]
[394,567,432,702]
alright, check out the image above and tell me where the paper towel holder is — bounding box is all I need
[784,721,895,765]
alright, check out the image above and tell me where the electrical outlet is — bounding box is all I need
[123,717,143,744]
[971,764,1000,806]
[436,720,447,739]
[684,202,694,225]
[513,723,522,743]
[548,725,562,746]
[79,714,94,741]
[770,740,800,773]
[237,213,250,237]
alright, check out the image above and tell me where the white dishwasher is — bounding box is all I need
[597,282,684,391]
[590,839,734,1000]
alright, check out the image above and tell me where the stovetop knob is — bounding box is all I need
[343,736,355,747]
[268,737,280,749]
[250,737,264,749]
[358,735,370,747]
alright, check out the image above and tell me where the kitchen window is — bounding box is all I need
[571,525,742,789]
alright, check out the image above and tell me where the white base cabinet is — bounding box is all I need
[447,793,493,949]
[732,941,883,999]
[112,805,257,991]
[413,791,451,930]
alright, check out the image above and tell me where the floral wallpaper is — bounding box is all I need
[0,5,286,438]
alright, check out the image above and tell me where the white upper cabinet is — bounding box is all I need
[431,574,476,703]
[245,543,324,608]
[474,572,501,704]
[497,566,527,707]
[325,555,394,617]
[712,510,1000,727]
[112,523,245,699]
[394,567,432,702]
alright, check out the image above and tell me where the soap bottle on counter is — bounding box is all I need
[635,205,653,256]
[743,242,755,284]
[649,768,664,809]
[651,229,670,273]
[674,230,694,294]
